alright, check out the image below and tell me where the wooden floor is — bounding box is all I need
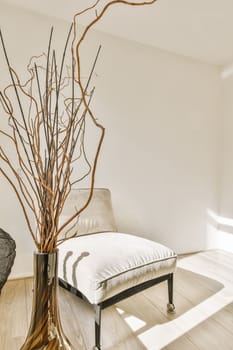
[1,250,233,350]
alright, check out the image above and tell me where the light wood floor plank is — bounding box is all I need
[211,302,233,335]
[59,287,87,350]
[24,278,33,328]
[164,335,199,350]
[0,279,28,349]
[1,249,233,350]
[186,316,233,350]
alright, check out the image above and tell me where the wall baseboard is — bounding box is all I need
[8,272,33,281]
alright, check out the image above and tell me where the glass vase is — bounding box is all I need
[20,251,74,350]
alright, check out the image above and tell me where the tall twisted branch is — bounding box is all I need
[0,0,158,252]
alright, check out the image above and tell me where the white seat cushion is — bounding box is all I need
[58,232,177,304]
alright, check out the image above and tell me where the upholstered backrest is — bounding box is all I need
[60,188,117,237]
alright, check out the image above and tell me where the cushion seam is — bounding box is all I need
[97,254,177,285]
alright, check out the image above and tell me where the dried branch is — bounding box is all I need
[0,0,157,252]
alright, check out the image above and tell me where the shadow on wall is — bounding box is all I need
[206,208,233,252]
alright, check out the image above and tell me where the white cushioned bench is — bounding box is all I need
[59,232,176,305]
[58,189,177,350]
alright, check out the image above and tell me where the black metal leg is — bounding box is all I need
[94,304,102,350]
[59,278,71,292]
[59,274,176,347]
[167,273,175,313]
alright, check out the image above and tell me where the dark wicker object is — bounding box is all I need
[0,228,16,293]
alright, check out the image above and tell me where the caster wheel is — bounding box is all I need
[167,303,176,314]
[93,347,100,350]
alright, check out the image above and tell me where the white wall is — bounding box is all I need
[209,67,233,253]
[220,70,233,218]
[0,3,222,278]
[94,41,221,255]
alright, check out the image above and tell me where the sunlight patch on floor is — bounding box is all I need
[124,316,146,332]
[138,288,233,349]
[116,307,124,315]
[116,307,147,331]
[118,253,233,349]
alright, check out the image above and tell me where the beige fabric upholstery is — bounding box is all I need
[60,188,117,237]
[58,232,177,304]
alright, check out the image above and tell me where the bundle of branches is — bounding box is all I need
[0,0,157,253]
